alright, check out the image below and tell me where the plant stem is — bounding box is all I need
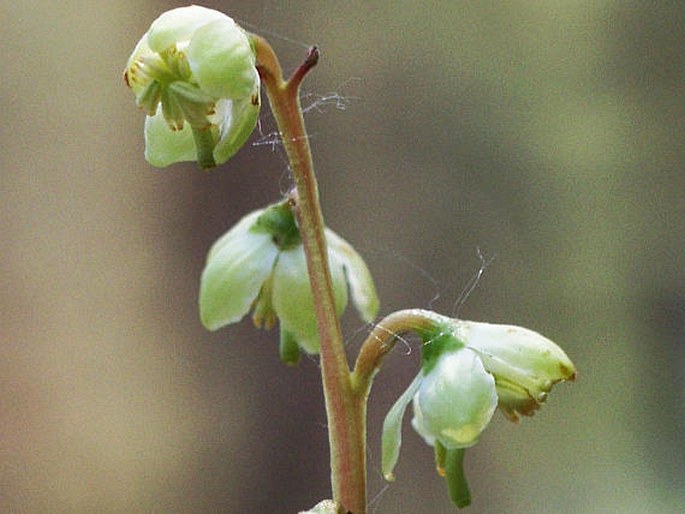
[253,36,367,514]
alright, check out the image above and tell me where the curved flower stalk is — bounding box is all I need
[199,202,379,362]
[124,5,260,168]
[381,316,575,508]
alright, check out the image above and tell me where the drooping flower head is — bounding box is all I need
[124,6,260,168]
[199,202,379,363]
[381,314,576,508]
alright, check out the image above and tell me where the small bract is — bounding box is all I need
[199,202,379,362]
[124,5,260,168]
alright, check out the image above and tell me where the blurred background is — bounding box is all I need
[2,1,684,512]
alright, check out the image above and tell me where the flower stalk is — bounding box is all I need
[253,37,367,514]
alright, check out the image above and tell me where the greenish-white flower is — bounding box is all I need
[382,318,575,484]
[199,203,379,360]
[124,5,260,168]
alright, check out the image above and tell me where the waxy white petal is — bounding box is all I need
[272,246,348,354]
[212,95,260,165]
[454,320,575,419]
[412,349,497,450]
[187,18,257,99]
[325,229,379,323]
[144,106,196,167]
[146,5,229,53]
[199,224,278,331]
[206,209,264,262]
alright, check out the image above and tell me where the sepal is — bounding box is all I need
[381,372,423,481]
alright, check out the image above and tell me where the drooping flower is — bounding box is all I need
[124,5,260,168]
[381,316,575,508]
[199,202,379,362]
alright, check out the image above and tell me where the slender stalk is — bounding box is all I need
[253,36,367,514]
[352,309,447,396]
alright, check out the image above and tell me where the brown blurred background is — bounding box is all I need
[2,1,684,512]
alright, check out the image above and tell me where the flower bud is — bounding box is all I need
[124,6,260,168]
[199,202,379,358]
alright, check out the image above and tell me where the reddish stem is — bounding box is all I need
[253,36,367,514]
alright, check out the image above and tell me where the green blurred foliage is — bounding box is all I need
[2,1,683,512]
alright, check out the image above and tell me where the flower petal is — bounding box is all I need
[325,228,379,323]
[146,5,229,53]
[412,349,497,450]
[271,246,348,354]
[454,320,576,419]
[493,378,542,422]
[204,209,262,261]
[199,214,278,331]
[144,106,197,167]
[124,34,153,97]
[187,18,258,99]
[381,371,423,482]
[212,95,260,165]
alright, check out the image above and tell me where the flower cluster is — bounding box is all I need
[199,202,379,363]
[124,8,577,511]
[382,317,575,507]
[124,6,260,168]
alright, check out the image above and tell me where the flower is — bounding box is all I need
[411,347,497,450]
[381,316,575,506]
[124,6,260,168]
[199,202,379,361]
